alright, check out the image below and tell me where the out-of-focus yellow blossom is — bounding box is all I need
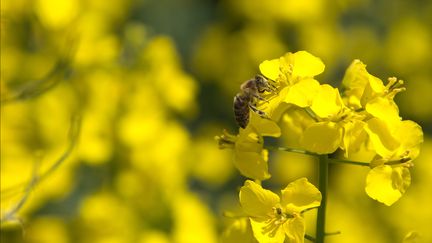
[399,75,432,123]
[78,192,138,243]
[189,135,234,187]
[24,217,70,243]
[224,0,325,23]
[35,0,79,29]
[192,24,286,92]
[139,231,170,243]
[239,178,321,243]
[402,231,420,243]
[385,18,431,75]
[172,193,218,243]
[141,37,197,114]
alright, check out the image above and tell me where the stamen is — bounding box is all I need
[215,130,237,149]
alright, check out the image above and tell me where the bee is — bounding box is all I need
[233,75,275,128]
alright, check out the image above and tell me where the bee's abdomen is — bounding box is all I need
[233,94,250,128]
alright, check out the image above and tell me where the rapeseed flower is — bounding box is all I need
[222,50,423,205]
[239,178,321,243]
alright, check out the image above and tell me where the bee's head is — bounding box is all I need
[254,75,268,86]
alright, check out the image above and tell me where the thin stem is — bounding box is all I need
[305,107,320,122]
[325,231,341,236]
[328,158,370,166]
[265,146,318,157]
[305,234,316,242]
[316,155,328,243]
[266,145,409,167]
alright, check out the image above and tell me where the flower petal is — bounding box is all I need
[393,120,423,160]
[365,165,411,206]
[236,127,263,153]
[300,122,342,154]
[281,178,321,212]
[284,79,320,108]
[291,51,325,78]
[341,119,368,158]
[310,84,344,119]
[249,111,281,137]
[240,181,280,218]
[365,97,400,126]
[283,216,306,243]
[234,150,271,181]
[250,218,286,243]
[259,59,281,81]
[365,118,400,159]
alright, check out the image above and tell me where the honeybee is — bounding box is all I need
[233,75,275,128]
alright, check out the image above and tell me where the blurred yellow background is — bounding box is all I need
[1,0,431,242]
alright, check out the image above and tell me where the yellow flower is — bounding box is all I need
[342,60,405,111]
[364,119,423,205]
[300,121,343,154]
[365,119,423,162]
[216,126,270,181]
[365,165,411,206]
[216,113,280,181]
[259,51,325,85]
[239,178,321,243]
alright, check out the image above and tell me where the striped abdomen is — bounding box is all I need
[233,94,251,128]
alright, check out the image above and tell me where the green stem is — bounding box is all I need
[327,158,369,166]
[316,155,328,243]
[266,146,409,167]
[265,146,318,156]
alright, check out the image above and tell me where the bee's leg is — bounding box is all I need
[268,82,277,91]
[252,94,270,103]
[249,104,268,118]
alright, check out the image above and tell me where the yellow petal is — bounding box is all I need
[342,59,385,109]
[234,150,271,181]
[365,118,400,159]
[236,128,263,153]
[284,79,320,107]
[281,178,321,213]
[249,112,281,137]
[259,59,281,81]
[291,51,325,78]
[310,84,343,119]
[341,120,368,158]
[367,74,386,94]
[365,165,411,206]
[402,231,420,243]
[342,59,368,91]
[283,216,306,243]
[360,74,386,106]
[240,181,280,218]
[365,97,400,126]
[300,122,342,154]
[393,120,423,160]
[250,218,286,243]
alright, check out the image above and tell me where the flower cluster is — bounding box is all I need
[218,51,423,242]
